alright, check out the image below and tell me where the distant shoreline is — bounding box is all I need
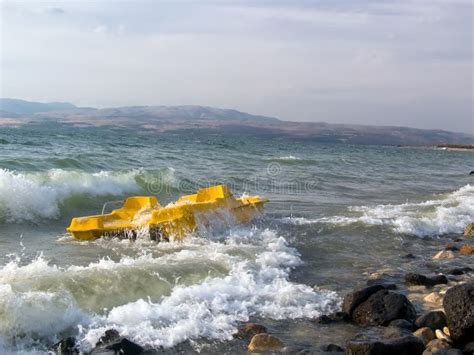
[434,144,474,152]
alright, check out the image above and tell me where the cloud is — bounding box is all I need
[0,0,472,132]
[48,7,65,15]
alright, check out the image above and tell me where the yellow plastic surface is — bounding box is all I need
[67,185,268,241]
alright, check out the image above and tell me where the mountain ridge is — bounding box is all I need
[1,98,473,146]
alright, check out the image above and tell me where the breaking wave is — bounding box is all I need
[0,168,177,223]
[0,228,340,352]
[280,185,474,237]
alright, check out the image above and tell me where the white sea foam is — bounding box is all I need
[274,155,302,161]
[279,216,322,225]
[0,229,340,352]
[0,169,144,222]
[280,185,474,237]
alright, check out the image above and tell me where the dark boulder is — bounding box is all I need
[443,282,474,343]
[314,311,350,324]
[96,329,120,347]
[415,311,447,331]
[346,326,424,355]
[461,342,474,354]
[389,319,413,330]
[405,273,448,287]
[105,338,143,355]
[343,285,386,316]
[447,267,472,276]
[351,289,417,326]
[92,329,143,355]
[366,279,397,290]
[51,337,78,355]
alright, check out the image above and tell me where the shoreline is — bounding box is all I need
[434,144,474,152]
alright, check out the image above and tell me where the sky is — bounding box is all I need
[0,0,473,132]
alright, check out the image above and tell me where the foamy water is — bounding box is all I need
[280,184,474,236]
[0,228,340,352]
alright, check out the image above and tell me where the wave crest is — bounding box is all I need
[281,184,474,237]
[0,168,176,223]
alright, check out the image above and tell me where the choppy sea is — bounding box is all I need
[0,126,473,353]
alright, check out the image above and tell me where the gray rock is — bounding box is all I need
[346,326,424,355]
[405,273,448,287]
[343,285,387,316]
[351,290,417,326]
[314,311,350,324]
[50,337,78,355]
[366,279,398,290]
[461,341,474,354]
[415,311,447,331]
[92,329,143,355]
[443,282,474,343]
[447,267,472,276]
[389,319,414,330]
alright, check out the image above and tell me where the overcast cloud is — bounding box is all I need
[0,0,472,131]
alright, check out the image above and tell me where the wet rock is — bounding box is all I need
[464,223,474,237]
[426,339,452,350]
[435,329,452,343]
[248,333,284,352]
[402,253,417,259]
[320,343,344,352]
[342,285,386,316]
[346,326,424,355]
[459,244,474,255]
[461,341,474,354]
[414,327,436,346]
[314,311,350,324]
[405,273,448,287]
[389,319,414,330]
[236,322,267,338]
[423,339,462,355]
[92,329,143,355]
[443,282,474,343]
[351,289,417,326]
[433,250,456,260]
[366,279,397,290]
[51,337,78,355]
[447,267,472,276]
[95,329,120,347]
[415,311,447,331]
[424,292,444,305]
[445,242,459,251]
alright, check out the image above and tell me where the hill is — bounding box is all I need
[0,98,472,145]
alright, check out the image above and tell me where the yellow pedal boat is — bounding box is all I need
[67,185,268,241]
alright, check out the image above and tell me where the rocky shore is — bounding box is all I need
[51,223,474,354]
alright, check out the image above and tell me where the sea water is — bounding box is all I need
[0,126,473,353]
